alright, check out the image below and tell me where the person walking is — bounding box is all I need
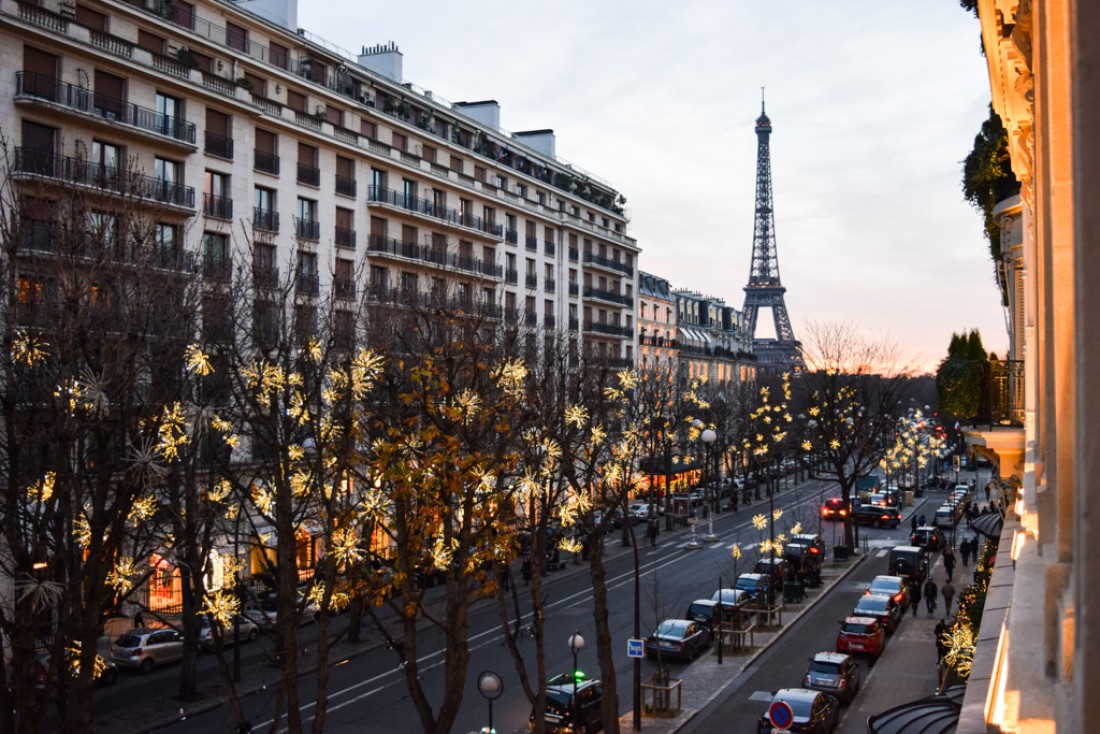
[924,577,938,617]
[910,578,923,618]
[960,538,971,566]
[934,618,949,663]
[943,546,956,581]
[942,578,956,615]
[911,515,919,534]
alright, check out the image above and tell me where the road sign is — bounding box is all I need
[627,638,644,658]
[767,699,794,730]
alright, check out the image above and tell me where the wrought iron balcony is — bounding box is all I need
[544,241,556,257]
[583,286,633,307]
[203,193,233,220]
[253,264,280,290]
[204,131,234,159]
[13,148,195,208]
[296,272,320,296]
[525,273,538,288]
[297,163,320,186]
[334,278,356,300]
[294,217,321,240]
[253,208,279,232]
[203,256,232,281]
[525,235,538,251]
[335,227,356,249]
[15,72,196,144]
[545,277,556,292]
[988,359,1025,426]
[583,252,633,276]
[583,321,632,338]
[365,234,502,278]
[569,247,579,261]
[335,175,357,197]
[254,150,280,175]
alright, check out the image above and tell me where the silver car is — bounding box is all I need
[199,614,260,649]
[109,629,184,673]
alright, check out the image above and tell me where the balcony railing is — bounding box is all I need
[545,278,556,293]
[297,163,320,186]
[204,131,234,159]
[19,221,195,272]
[13,148,195,208]
[203,256,232,281]
[569,247,579,261]
[334,278,356,300]
[583,252,633,276]
[17,1,68,32]
[583,321,632,338]
[505,268,518,284]
[294,217,321,240]
[335,227,356,249]
[89,30,134,59]
[253,264,280,290]
[335,175,357,197]
[569,282,579,296]
[254,150,280,175]
[367,185,504,238]
[15,72,196,144]
[583,286,633,307]
[988,359,1025,426]
[544,314,556,329]
[505,229,518,245]
[525,235,538,251]
[296,272,320,296]
[525,273,538,288]
[203,193,233,220]
[253,208,279,232]
[366,234,503,278]
[544,241,556,257]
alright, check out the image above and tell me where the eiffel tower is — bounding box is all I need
[742,95,803,370]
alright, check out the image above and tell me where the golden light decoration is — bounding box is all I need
[252,485,274,516]
[107,557,140,593]
[944,624,975,677]
[431,536,456,571]
[184,344,214,376]
[26,472,55,503]
[564,404,589,428]
[772,508,783,521]
[64,641,109,681]
[802,440,813,452]
[289,469,311,497]
[559,536,583,555]
[158,402,190,461]
[495,357,528,397]
[616,369,638,390]
[791,522,802,535]
[306,338,323,364]
[752,514,767,531]
[72,513,92,550]
[287,444,305,461]
[200,588,240,627]
[11,330,48,366]
[331,527,364,565]
[589,424,607,446]
[127,495,158,525]
[455,388,482,422]
[732,543,742,560]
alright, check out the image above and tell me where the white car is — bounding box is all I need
[242,596,319,631]
[199,614,260,649]
[627,502,657,521]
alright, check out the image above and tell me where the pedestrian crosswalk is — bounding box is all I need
[674,539,758,551]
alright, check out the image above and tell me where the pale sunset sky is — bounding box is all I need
[297,0,1005,373]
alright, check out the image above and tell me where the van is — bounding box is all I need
[888,545,929,584]
[934,505,957,529]
[530,673,604,733]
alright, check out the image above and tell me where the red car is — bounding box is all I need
[821,497,848,520]
[836,616,886,660]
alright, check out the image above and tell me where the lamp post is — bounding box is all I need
[569,631,586,734]
[700,427,717,541]
[477,670,503,734]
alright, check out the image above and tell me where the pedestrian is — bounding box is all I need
[942,578,956,614]
[647,519,658,547]
[918,514,927,527]
[911,516,919,534]
[960,538,971,566]
[924,577,938,617]
[521,556,531,585]
[934,618,949,663]
[910,579,922,618]
[943,546,956,581]
[133,609,145,628]
[984,482,991,504]
[499,563,510,592]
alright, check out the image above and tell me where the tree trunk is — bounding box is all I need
[589,529,620,734]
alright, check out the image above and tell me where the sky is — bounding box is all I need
[298,0,1005,374]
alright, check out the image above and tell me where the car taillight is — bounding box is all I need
[838,679,847,689]
[840,509,847,516]
[881,514,890,521]
[894,592,904,602]
[804,675,812,686]
[132,648,142,655]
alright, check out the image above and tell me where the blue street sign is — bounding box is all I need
[627,638,644,658]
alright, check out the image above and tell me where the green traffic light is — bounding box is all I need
[574,669,585,681]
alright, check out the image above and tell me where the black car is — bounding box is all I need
[853,505,901,528]
[888,545,930,584]
[852,593,902,635]
[644,619,711,662]
[910,525,946,551]
[529,673,604,733]
[755,688,840,734]
[803,651,861,705]
[753,557,790,588]
[687,593,747,631]
[783,543,823,586]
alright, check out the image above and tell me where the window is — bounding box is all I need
[297,143,319,186]
[254,128,278,174]
[254,186,275,212]
[155,92,181,133]
[269,41,288,70]
[335,207,354,249]
[203,171,231,219]
[422,144,436,163]
[89,211,119,250]
[137,29,165,54]
[286,90,307,113]
[536,191,546,206]
[335,258,354,300]
[433,189,447,215]
[156,223,177,252]
[474,165,486,183]
[391,132,406,152]
[155,157,180,185]
[297,197,317,221]
[361,119,377,139]
[204,109,233,159]
[202,232,230,280]
[91,140,122,172]
[402,179,417,207]
[325,105,342,127]
[93,70,125,119]
[335,156,356,197]
[296,250,319,295]
[371,168,386,193]
[225,22,247,52]
[296,198,319,240]
[450,155,463,174]
[75,5,109,30]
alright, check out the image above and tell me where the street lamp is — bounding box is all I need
[569,631,586,733]
[477,670,503,734]
[700,428,717,541]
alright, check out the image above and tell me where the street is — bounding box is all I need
[88,478,963,733]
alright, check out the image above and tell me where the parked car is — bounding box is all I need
[735,573,774,606]
[866,575,911,612]
[686,597,744,631]
[753,557,790,588]
[853,505,901,528]
[820,497,849,520]
[784,542,823,585]
[835,616,886,661]
[627,502,658,522]
[791,533,826,555]
[803,651,861,705]
[242,594,320,631]
[644,619,711,662]
[755,688,840,734]
[910,525,946,551]
[199,614,260,649]
[109,628,184,673]
[529,672,604,733]
[35,650,118,690]
[852,593,902,635]
[888,545,930,584]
